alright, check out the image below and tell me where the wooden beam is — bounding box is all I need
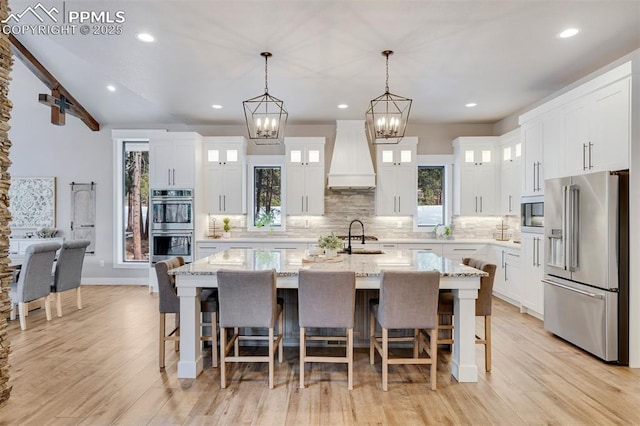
[8,33,100,131]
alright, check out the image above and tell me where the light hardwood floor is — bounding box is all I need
[1,285,640,425]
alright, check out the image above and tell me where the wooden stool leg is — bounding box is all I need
[77,287,82,310]
[220,327,227,388]
[430,328,437,390]
[369,310,375,364]
[485,316,492,372]
[211,312,218,368]
[268,327,275,389]
[278,309,284,363]
[159,313,166,370]
[18,302,27,330]
[382,327,389,391]
[56,293,62,317]
[234,327,239,357]
[299,327,305,389]
[44,296,52,321]
[347,328,354,391]
[413,328,419,358]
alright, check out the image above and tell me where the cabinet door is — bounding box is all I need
[150,140,173,188]
[542,112,562,179]
[204,167,224,214]
[304,166,325,215]
[395,165,416,215]
[521,234,545,316]
[501,162,518,215]
[375,167,397,216]
[221,166,244,214]
[590,78,630,172]
[286,166,306,215]
[563,97,590,176]
[522,120,543,195]
[476,166,498,215]
[490,246,508,298]
[171,139,195,188]
[504,253,521,303]
[458,167,478,216]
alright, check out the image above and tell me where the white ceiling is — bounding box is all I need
[10,0,640,128]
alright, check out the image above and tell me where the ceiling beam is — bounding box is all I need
[8,34,100,131]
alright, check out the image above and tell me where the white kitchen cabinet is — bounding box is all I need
[453,137,499,215]
[520,233,544,318]
[375,138,417,216]
[395,243,443,255]
[285,137,325,215]
[489,245,521,305]
[521,120,544,196]
[563,77,630,176]
[442,243,488,264]
[196,241,221,259]
[542,111,562,180]
[203,137,247,214]
[499,129,522,216]
[150,136,197,188]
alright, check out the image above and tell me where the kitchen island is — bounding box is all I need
[171,249,487,383]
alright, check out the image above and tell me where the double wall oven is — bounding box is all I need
[150,189,194,263]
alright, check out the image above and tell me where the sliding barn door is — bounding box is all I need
[70,182,96,254]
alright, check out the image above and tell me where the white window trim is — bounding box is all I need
[112,132,157,268]
[246,155,286,232]
[414,154,454,232]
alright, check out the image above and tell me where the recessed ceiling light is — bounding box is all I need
[106,85,116,92]
[337,104,349,109]
[465,102,477,108]
[558,28,580,39]
[137,33,155,42]
[212,104,223,109]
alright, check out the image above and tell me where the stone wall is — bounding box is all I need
[0,0,12,406]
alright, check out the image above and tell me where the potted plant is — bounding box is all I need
[222,217,231,239]
[317,233,343,259]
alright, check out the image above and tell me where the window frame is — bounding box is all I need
[246,155,286,232]
[414,154,453,232]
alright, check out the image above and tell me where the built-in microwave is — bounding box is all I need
[521,195,544,233]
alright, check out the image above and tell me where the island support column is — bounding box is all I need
[451,286,479,382]
[176,279,203,379]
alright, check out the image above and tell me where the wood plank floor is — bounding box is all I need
[1,285,640,425]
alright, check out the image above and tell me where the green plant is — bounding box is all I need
[255,210,275,228]
[223,217,231,233]
[317,233,343,250]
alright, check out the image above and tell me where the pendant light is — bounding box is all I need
[365,50,412,144]
[243,52,288,145]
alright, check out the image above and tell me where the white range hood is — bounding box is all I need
[327,120,376,189]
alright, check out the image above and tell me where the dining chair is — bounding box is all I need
[155,256,218,370]
[298,270,356,390]
[370,270,440,391]
[9,242,61,330]
[51,239,90,317]
[216,269,284,389]
[437,258,497,372]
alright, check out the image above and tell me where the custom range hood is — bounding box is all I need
[328,120,376,189]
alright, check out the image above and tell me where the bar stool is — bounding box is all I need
[370,270,440,391]
[438,258,497,372]
[217,269,284,389]
[298,270,356,390]
[156,257,218,370]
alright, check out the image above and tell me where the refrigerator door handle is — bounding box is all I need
[541,279,604,299]
[568,184,580,272]
[562,185,569,270]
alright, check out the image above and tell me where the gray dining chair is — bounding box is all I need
[217,269,284,389]
[155,256,218,370]
[370,270,440,391]
[298,270,356,390]
[438,258,497,372]
[51,239,90,317]
[9,242,61,330]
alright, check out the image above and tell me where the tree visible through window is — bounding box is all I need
[417,166,444,227]
[254,166,281,227]
[123,142,149,261]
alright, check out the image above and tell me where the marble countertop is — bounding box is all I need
[170,249,488,278]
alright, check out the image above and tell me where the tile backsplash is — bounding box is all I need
[213,191,520,242]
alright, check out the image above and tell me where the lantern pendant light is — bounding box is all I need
[365,50,412,144]
[243,52,288,145]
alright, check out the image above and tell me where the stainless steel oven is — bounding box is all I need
[151,231,193,263]
[151,189,193,231]
[521,195,544,233]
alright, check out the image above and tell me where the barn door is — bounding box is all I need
[70,182,96,254]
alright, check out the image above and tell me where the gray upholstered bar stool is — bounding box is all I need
[438,258,497,372]
[217,269,284,389]
[155,257,218,370]
[298,270,356,390]
[370,270,440,391]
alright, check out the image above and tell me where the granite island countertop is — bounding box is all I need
[170,249,488,278]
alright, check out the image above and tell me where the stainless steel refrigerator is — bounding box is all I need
[543,170,628,364]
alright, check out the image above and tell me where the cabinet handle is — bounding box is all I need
[508,195,512,212]
[501,250,505,268]
[168,169,171,186]
[223,195,226,211]
[172,169,176,186]
[218,195,221,211]
[398,196,401,212]
[582,143,587,171]
[505,262,508,281]
[536,237,541,267]
[301,196,304,212]
[480,196,483,213]
[532,239,536,267]
[588,142,593,169]
[532,162,536,192]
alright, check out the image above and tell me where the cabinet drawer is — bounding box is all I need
[442,244,488,255]
[397,243,443,255]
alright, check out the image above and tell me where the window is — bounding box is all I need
[122,142,149,262]
[417,166,445,227]
[247,155,285,231]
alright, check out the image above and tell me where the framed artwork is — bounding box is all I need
[8,177,56,228]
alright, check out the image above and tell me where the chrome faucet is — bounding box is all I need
[345,219,365,254]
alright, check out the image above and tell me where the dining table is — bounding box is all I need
[170,248,487,383]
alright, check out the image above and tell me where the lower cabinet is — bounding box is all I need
[490,245,521,305]
[520,233,544,319]
[442,243,489,264]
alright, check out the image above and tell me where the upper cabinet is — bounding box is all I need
[285,137,326,215]
[562,77,631,176]
[499,129,522,215]
[453,137,499,216]
[150,134,199,188]
[520,61,633,184]
[375,137,417,216]
[203,137,247,214]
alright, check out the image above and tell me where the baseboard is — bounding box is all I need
[81,278,149,285]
